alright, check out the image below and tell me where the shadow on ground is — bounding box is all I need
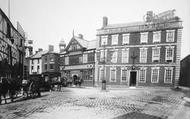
[112,112,163,119]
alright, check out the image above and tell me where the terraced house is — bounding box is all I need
[96,10,183,87]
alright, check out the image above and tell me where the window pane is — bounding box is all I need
[110,69,116,82]
[122,70,127,82]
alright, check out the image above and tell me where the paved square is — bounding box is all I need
[0,87,189,119]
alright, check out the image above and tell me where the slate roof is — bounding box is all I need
[104,21,145,29]
[30,50,49,59]
[73,36,96,49]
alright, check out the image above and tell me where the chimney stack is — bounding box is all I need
[48,45,54,52]
[146,11,153,22]
[103,16,108,27]
[38,48,43,52]
[78,34,83,39]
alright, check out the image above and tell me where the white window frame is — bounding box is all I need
[151,67,160,83]
[166,30,175,42]
[140,47,147,63]
[121,67,128,82]
[164,67,173,83]
[165,46,174,62]
[110,67,116,82]
[101,35,108,45]
[122,48,129,63]
[122,33,130,44]
[153,31,161,43]
[111,34,118,45]
[100,49,107,62]
[139,67,147,83]
[140,32,148,43]
[152,47,161,62]
[110,49,118,63]
[65,56,69,65]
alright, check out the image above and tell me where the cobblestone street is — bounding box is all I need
[0,87,190,119]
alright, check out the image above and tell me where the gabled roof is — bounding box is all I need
[31,50,49,59]
[74,36,88,48]
[64,36,96,51]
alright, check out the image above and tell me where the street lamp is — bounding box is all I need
[102,41,106,90]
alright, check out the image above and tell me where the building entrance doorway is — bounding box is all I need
[130,71,137,86]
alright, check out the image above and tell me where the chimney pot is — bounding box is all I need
[78,34,83,39]
[103,16,108,27]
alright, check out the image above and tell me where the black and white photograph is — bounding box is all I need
[0,0,190,119]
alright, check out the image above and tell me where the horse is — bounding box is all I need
[0,77,22,104]
[22,78,41,98]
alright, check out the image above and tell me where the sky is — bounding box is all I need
[0,0,190,59]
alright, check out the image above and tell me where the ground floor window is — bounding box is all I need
[151,67,160,83]
[110,67,116,82]
[82,70,93,80]
[121,69,128,82]
[139,67,147,83]
[164,67,173,83]
[99,68,105,81]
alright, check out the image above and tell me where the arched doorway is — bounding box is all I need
[73,75,78,85]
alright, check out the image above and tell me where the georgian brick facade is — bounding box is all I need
[95,10,183,87]
[42,52,60,82]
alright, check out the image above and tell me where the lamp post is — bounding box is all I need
[102,42,106,90]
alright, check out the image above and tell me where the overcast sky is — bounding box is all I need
[0,0,190,59]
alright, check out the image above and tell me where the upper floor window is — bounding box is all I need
[83,54,87,63]
[164,67,173,83]
[151,67,160,83]
[32,59,34,64]
[37,59,40,64]
[139,67,147,83]
[165,46,174,62]
[110,49,118,63]
[152,47,161,62]
[65,56,69,65]
[140,32,148,43]
[153,31,161,43]
[140,47,147,63]
[122,34,130,44]
[122,48,129,63]
[50,64,54,70]
[166,30,175,42]
[101,35,108,45]
[111,35,118,45]
[50,54,54,62]
[37,65,40,73]
[110,67,116,82]
[44,64,47,70]
[88,53,95,62]
[44,56,47,62]
[71,44,77,51]
[100,49,107,62]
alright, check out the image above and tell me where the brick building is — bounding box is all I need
[179,55,190,87]
[29,49,48,79]
[41,45,60,82]
[60,34,96,86]
[96,10,183,87]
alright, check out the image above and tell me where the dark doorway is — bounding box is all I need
[130,71,137,86]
